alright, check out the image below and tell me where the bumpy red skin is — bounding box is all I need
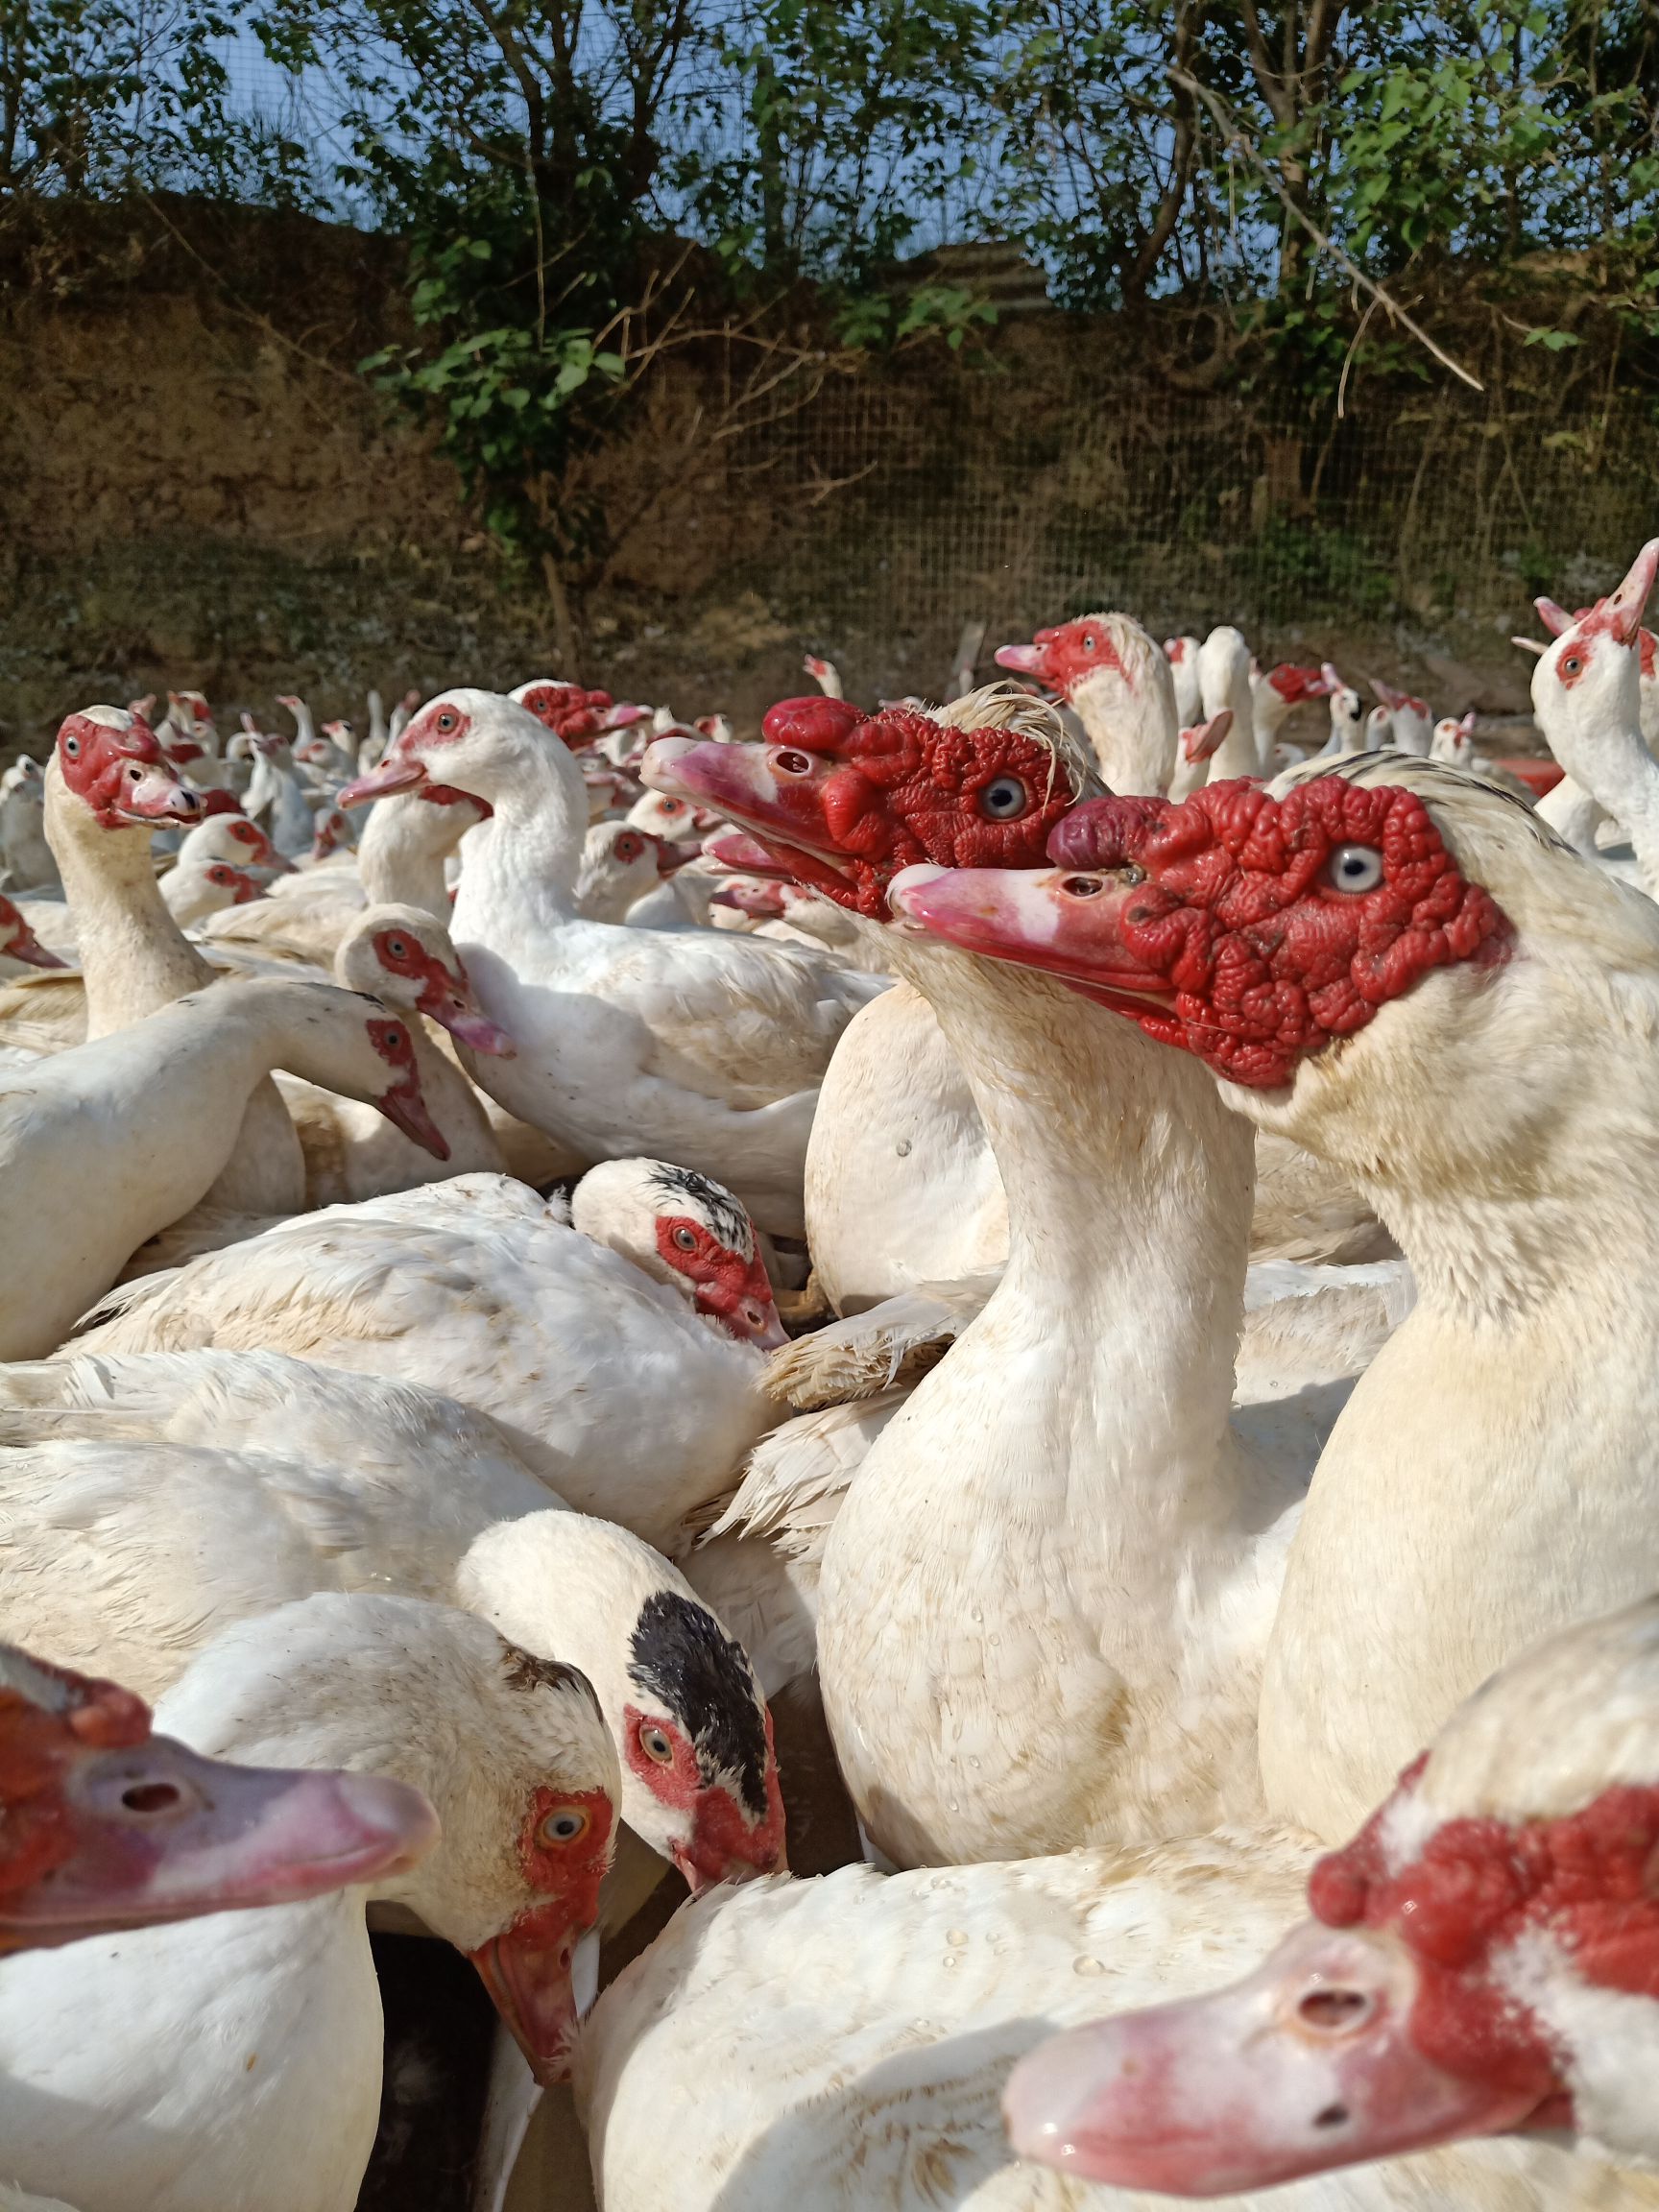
[1311,1763,1659,2125]
[755,697,1086,917]
[1046,777,1510,1089]
[517,683,618,748]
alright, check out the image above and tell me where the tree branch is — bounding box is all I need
[1167,61,1484,391]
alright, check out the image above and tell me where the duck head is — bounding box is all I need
[0,1642,436,1953]
[57,708,204,828]
[641,684,1095,918]
[1005,1595,1659,2191]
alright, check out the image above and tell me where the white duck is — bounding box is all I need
[273,902,512,1206]
[69,1164,783,1548]
[3,708,318,1217]
[0,974,441,1358]
[0,757,57,891]
[1371,676,1434,756]
[578,1597,1659,2212]
[157,851,265,926]
[172,807,293,882]
[994,612,1179,794]
[1165,633,1202,726]
[0,1593,618,2212]
[1191,624,1261,781]
[654,707,1361,1871]
[1005,1593,1659,2201]
[339,688,884,1235]
[0,1349,785,1892]
[1527,540,1659,896]
[575,821,665,921]
[911,753,1659,1847]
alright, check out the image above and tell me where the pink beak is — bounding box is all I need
[1601,539,1659,649]
[469,1902,585,2087]
[415,956,516,1058]
[994,642,1044,676]
[8,1738,436,1953]
[1002,1920,1551,2197]
[117,771,204,825]
[2,919,66,971]
[1181,709,1232,763]
[340,755,427,807]
[1534,595,1572,638]
[376,1066,450,1160]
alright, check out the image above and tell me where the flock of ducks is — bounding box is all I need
[1,541,1659,2212]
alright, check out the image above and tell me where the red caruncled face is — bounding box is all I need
[1309,1761,1659,2122]
[1047,777,1509,1088]
[757,696,1085,917]
[517,684,617,747]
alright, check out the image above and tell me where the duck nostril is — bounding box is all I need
[1313,2104,1350,2129]
[1298,1988,1371,2031]
[120,1781,181,1815]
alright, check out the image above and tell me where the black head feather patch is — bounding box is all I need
[646,1164,755,1258]
[628,1591,767,1816]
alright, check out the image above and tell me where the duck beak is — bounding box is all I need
[994,642,1044,676]
[414,956,516,1058]
[888,863,1177,1014]
[376,1066,450,1160]
[1002,1920,1551,2197]
[4,925,66,971]
[469,1902,584,2087]
[117,771,203,825]
[341,755,427,807]
[7,1741,437,1953]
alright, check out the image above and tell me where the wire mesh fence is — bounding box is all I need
[736,326,1659,655]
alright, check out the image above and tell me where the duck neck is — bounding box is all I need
[450,735,587,945]
[45,763,210,1038]
[893,937,1255,1537]
[359,798,466,919]
[1546,693,1659,892]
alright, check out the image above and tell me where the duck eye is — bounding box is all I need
[1060,875,1104,899]
[660,798,684,814]
[979,775,1029,821]
[639,1722,675,1765]
[538,1806,589,1846]
[1327,845,1384,894]
[1082,634,1096,653]
[435,709,458,733]
[1561,654,1583,677]
[387,937,408,960]
[63,736,80,757]
[672,1226,697,1251]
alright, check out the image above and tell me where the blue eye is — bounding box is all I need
[979,776,1028,820]
[1328,845,1383,894]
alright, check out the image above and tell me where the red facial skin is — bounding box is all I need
[216,814,292,872]
[57,713,203,830]
[467,1783,613,2083]
[0,896,66,970]
[1262,663,1340,705]
[1035,778,1511,1087]
[659,699,1089,919]
[623,1702,786,1893]
[994,617,1124,699]
[516,683,619,748]
[366,1018,450,1158]
[0,1651,436,1952]
[654,1214,787,1347]
[1306,1756,1659,2126]
[205,864,262,906]
[1001,1754,1659,2196]
[369,926,515,1057]
[340,700,472,806]
[1371,678,1431,720]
